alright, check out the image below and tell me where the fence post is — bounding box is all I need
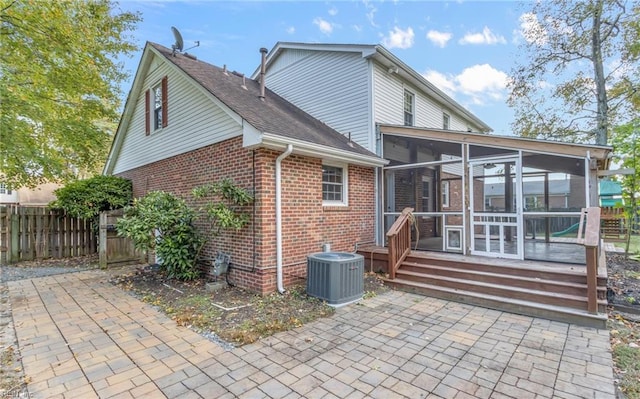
[99,211,107,269]
[10,208,19,262]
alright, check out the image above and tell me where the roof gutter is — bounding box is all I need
[275,144,293,294]
[257,133,388,167]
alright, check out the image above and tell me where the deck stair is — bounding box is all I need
[367,250,608,328]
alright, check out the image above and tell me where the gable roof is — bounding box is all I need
[104,42,386,174]
[252,42,492,133]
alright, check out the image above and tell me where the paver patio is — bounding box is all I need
[8,268,615,398]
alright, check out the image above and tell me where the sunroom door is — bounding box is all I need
[469,157,523,259]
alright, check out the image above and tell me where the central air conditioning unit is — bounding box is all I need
[306,252,364,307]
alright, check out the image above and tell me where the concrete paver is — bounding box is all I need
[7,268,616,398]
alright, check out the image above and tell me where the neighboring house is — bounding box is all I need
[0,182,61,206]
[104,42,386,293]
[599,179,623,207]
[484,176,585,211]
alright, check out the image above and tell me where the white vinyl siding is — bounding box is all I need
[265,50,371,150]
[112,55,242,174]
[373,63,484,132]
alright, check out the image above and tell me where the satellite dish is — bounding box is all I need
[171,26,184,53]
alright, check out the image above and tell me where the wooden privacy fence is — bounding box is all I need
[0,205,96,264]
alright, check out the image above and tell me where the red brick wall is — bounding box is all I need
[116,137,376,294]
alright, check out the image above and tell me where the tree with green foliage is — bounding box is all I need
[116,191,203,280]
[508,0,639,145]
[611,119,640,256]
[50,175,132,221]
[0,0,140,188]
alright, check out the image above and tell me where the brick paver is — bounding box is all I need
[8,268,616,398]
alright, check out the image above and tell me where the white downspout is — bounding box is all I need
[276,144,293,293]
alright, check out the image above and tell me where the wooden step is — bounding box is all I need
[384,278,608,329]
[400,262,606,299]
[394,270,607,312]
[404,253,606,285]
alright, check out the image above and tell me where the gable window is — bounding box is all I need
[0,183,9,195]
[443,112,450,130]
[322,164,348,205]
[153,83,163,129]
[404,90,414,126]
[145,76,168,135]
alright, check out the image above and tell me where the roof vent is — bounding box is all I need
[259,47,268,101]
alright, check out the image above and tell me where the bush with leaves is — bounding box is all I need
[50,175,133,230]
[192,178,254,242]
[116,191,203,280]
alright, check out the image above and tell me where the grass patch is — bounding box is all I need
[609,315,640,398]
[614,235,640,260]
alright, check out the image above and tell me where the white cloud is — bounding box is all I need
[423,70,457,96]
[286,26,295,34]
[313,17,333,35]
[516,12,547,46]
[423,64,508,105]
[362,0,378,28]
[426,30,452,48]
[353,24,363,33]
[457,64,508,99]
[328,6,338,16]
[459,26,506,45]
[382,26,414,49]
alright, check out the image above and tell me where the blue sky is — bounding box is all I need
[116,1,534,135]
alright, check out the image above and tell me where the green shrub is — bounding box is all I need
[50,175,132,227]
[116,191,203,280]
[192,178,253,239]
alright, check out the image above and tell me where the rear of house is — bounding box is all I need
[104,43,385,293]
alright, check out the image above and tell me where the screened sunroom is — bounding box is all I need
[378,125,611,264]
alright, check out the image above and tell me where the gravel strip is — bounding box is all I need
[1,264,100,283]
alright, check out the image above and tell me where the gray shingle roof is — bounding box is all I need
[150,42,377,158]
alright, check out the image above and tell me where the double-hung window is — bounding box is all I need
[322,164,348,205]
[404,90,414,126]
[443,112,450,130]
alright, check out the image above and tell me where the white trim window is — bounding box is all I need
[441,180,450,208]
[322,163,348,205]
[404,90,414,126]
[443,112,450,130]
[153,83,163,130]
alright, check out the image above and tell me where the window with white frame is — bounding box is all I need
[404,90,414,126]
[153,83,163,130]
[421,176,433,211]
[322,164,347,205]
[443,112,450,130]
[441,180,450,208]
[0,183,6,194]
[145,76,168,135]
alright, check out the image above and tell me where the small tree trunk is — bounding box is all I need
[592,0,609,146]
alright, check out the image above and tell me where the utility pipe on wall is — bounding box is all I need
[276,144,293,293]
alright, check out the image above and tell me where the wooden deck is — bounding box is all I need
[357,245,608,328]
